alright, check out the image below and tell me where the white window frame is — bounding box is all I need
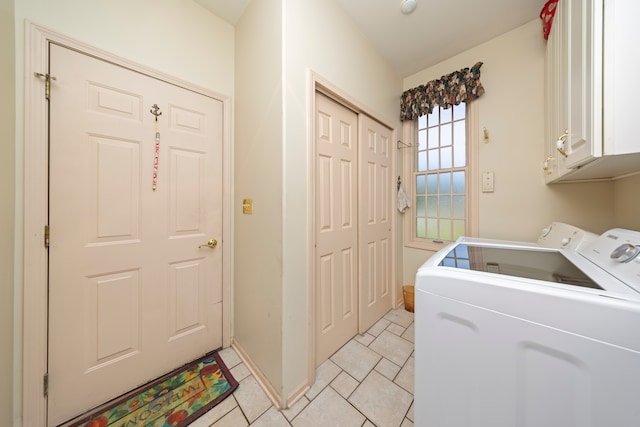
[402,101,479,252]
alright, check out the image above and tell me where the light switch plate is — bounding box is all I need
[242,198,253,214]
[482,171,495,193]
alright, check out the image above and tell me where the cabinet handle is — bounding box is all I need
[556,130,569,158]
[542,156,554,174]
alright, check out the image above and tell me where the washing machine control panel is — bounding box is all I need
[610,243,640,263]
[579,228,640,293]
[537,222,597,251]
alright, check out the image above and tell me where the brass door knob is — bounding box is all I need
[199,239,218,249]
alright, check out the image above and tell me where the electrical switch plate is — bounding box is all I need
[242,198,253,214]
[482,171,495,193]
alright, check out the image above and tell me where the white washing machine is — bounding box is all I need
[414,227,640,427]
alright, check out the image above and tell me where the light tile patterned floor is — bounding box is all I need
[190,308,415,427]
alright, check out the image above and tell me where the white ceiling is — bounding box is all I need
[194,0,546,77]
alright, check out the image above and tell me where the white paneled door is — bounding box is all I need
[358,115,393,333]
[48,44,223,426]
[315,93,359,364]
[314,92,393,366]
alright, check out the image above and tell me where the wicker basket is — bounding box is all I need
[402,285,415,313]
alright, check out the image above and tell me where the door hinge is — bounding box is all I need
[34,72,56,101]
[43,373,49,397]
[44,225,50,248]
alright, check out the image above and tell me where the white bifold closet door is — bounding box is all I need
[314,92,393,366]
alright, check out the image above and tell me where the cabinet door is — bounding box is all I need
[544,7,560,183]
[544,0,570,181]
[603,0,636,155]
[563,0,602,168]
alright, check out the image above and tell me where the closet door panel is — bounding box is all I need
[358,115,393,333]
[314,93,358,365]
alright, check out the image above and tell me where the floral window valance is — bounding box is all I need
[400,62,485,121]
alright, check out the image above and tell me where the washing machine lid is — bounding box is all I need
[439,244,602,289]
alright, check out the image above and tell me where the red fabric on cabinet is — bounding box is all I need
[540,0,559,40]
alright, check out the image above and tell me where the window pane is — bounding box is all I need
[428,149,439,170]
[441,106,452,123]
[454,121,466,167]
[427,196,438,216]
[416,217,426,238]
[428,108,438,125]
[453,195,465,218]
[428,127,438,149]
[426,174,438,194]
[418,129,427,150]
[418,114,427,129]
[452,171,465,193]
[441,146,452,169]
[440,123,452,147]
[439,172,451,194]
[439,219,452,241]
[416,174,426,194]
[453,219,466,239]
[416,196,426,216]
[418,151,427,171]
[453,103,465,120]
[427,218,438,239]
[413,103,469,245]
[440,195,451,217]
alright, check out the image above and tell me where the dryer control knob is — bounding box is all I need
[610,243,640,263]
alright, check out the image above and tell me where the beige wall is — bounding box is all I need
[614,174,640,230]
[1,0,15,424]
[15,0,234,96]
[233,0,285,396]
[401,19,618,283]
[11,1,234,424]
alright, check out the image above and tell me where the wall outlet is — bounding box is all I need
[482,171,495,193]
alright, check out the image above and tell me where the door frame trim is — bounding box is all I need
[307,71,397,382]
[23,21,233,427]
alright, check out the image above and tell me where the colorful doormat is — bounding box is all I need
[63,351,238,427]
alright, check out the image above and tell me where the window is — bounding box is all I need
[403,102,478,251]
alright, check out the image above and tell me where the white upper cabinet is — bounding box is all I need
[602,0,640,156]
[544,0,640,183]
